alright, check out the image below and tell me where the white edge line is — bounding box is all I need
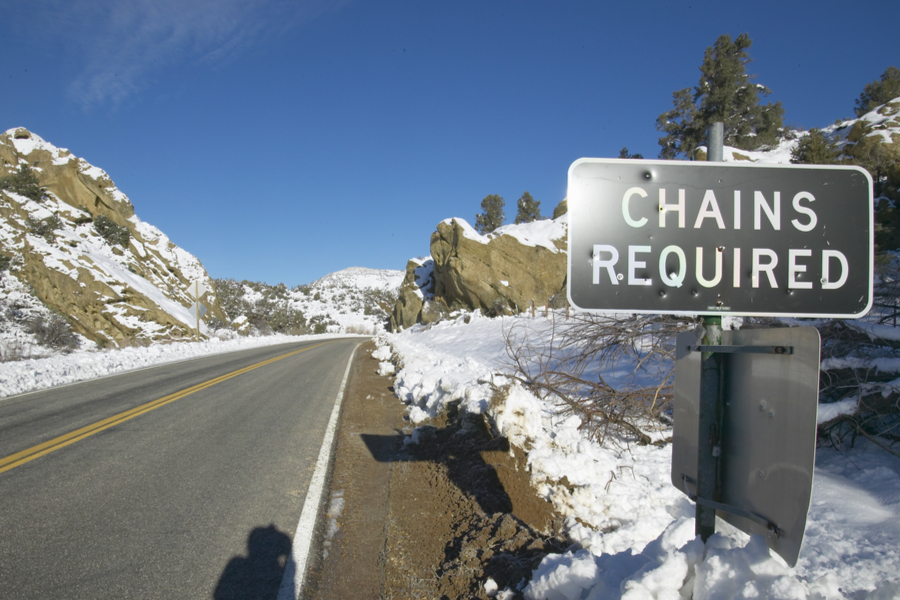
[276,343,359,600]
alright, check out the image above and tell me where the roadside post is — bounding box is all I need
[186,280,209,342]
[566,143,873,565]
[696,123,725,542]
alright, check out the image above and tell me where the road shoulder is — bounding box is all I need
[304,340,566,599]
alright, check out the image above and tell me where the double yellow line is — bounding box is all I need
[0,343,328,476]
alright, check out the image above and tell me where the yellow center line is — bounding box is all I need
[0,342,330,475]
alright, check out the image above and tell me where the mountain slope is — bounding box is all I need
[0,128,224,348]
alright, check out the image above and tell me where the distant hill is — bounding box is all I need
[215,267,403,337]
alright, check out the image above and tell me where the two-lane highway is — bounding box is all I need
[0,338,362,599]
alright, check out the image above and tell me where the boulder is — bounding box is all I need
[431,218,567,314]
[389,257,433,331]
[390,214,567,330]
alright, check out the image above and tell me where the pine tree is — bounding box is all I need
[790,129,840,165]
[618,147,644,159]
[475,194,505,234]
[514,191,541,224]
[855,66,900,117]
[657,33,784,159]
[0,164,42,201]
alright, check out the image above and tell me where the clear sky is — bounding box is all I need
[3,0,898,286]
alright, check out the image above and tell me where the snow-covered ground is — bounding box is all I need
[0,332,360,399]
[378,312,900,600]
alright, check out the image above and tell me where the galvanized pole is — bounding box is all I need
[696,122,725,541]
[194,281,201,343]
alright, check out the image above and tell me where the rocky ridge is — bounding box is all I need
[390,210,568,331]
[0,127,224,347]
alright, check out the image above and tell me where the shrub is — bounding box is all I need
[790,128,840,165]
[27,314,79,351]
[504,313,691,445]
[93,215,131,247]
[0,165,43,201]
[26,215,62,242]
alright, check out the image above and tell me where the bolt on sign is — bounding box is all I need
[567,159,873,317]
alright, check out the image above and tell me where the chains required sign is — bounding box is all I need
[567,159,873,318]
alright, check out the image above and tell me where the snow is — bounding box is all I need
[442,215,567,253]
[0,332,358,399]
[311,266,404,292]
[379,311,900,599]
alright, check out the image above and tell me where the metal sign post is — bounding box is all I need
[696,125,725,542]
[186,280,209,342]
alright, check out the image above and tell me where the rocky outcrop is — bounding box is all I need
[431,218,567,313]
[390,213,567,330]
[0,128,225,346]
[389,257,434,331]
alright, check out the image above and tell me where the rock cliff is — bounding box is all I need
[0,128,225,346]
[390,212,567,331]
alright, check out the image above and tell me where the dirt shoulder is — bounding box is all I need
[303,341,566,600]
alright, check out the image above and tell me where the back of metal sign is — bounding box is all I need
[672,326,820,566]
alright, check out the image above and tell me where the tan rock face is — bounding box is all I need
[389,258,429,331]
[390,216,567,330]
[0,128,226,346]
[431,219,566,314]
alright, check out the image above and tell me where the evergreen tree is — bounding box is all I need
[475,194,505,234]
[618,147,644,159]
[790,129,840,165]
[657,33,784,159]
[0,164,42,201]
[552,198,568,219]
[855,66,900,117]
[514,191,542,224]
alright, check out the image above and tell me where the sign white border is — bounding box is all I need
[566,158,875,319]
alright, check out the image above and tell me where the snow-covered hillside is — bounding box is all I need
[378,312,900,599]
[216,267,403,336]
[0,128,221,351]
[712,94,900,170]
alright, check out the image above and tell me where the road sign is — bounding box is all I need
[671,326,820,567]
[190,302,207,319]
[567,159,874,317]
[187,280,208,300]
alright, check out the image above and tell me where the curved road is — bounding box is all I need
[0,338,362,599]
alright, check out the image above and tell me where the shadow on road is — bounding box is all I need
[214,524,291,600]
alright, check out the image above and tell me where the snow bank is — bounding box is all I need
[0,332,357,399]
[382,312,900,599]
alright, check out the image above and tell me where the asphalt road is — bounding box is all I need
[0,338,362,599]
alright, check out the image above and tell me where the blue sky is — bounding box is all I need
[3,0,898,286]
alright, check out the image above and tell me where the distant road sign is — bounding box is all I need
[187,280,209,301]
[190,302,207,319]
[567,159,873,317]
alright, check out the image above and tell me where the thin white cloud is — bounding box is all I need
[35,0,349,109]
